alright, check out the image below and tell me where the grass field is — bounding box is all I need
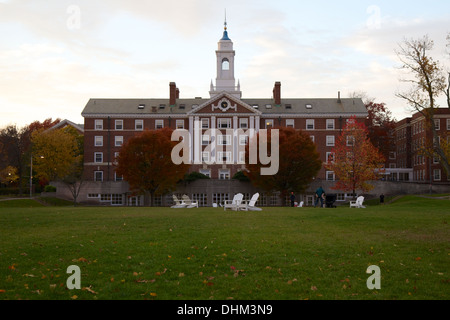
[0,196,448,300]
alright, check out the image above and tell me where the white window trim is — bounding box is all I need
[306,119,314,130]
[155,120,164,129]
[115,120,123,131]
[135,120,144,131]
[115,136,123,147]
[94,152,103,163]
[95,120,103,131]
[95,136,103,147]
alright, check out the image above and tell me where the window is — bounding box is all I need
[202,152,210,163]
[326,171,335,181]
[159,104,166,109]
[218,152,232,163]
[219,169,230,180]
[95,136,103,147]
[202,135,210,146]
[265,119,274,129]
[115,172,123,182]
[239,135,249,145]
[94,171,103,182]
[389,152,396,160]
[222,58,230,70]
[239,118,248,129]
[135,120,144,130]
[265,104,272,109]
[115,120,123,130]
[199,169,211,178]
[326,136,335,147]
[286,119,295,128]
[218,118,231,129]
[138,104,145,109]
[176,120,184,130]
[305,104,312,109]
[95,152,103,163]
[95,120,103,130]
[115,136,123,147]
[326,119,335,130]
[434,169,441,181]
[326,152,335,163]
[347,136,355,146]
[306,119,314,130]
[434,119,440,130]
[155,120,164,129]
[201,118,210,129]
[285,104,292,109]
[447,119,450,130]
[218,135,231,146]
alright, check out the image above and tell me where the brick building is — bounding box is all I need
[79,23,370,206]
[392,109,450,183]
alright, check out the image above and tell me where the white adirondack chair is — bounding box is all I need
[223,193,244,211]
[182,195,199,208]
[171,195,187,208]
[240,193,262,211]
[349,196,365,208]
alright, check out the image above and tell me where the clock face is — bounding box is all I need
[221,101,228,109]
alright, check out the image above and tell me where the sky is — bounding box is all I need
[1,0,449,129]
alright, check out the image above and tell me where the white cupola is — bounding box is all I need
[209,17,242,99]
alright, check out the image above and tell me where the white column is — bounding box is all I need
[189,116,194,163]
[211,116,216,163]
[233,116,238,163]
[194,116,200,164]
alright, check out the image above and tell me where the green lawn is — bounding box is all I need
[0,196,448,300]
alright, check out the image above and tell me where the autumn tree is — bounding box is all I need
[31,126,84,204]
[365,102,397,162]
[244,127,322,205]
[0,125,31,195]
[326,118,385,197]
[0,118,61,195]
[396,35,450,174]
[116,129,190,206]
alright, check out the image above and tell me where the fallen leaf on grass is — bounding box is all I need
[82,286,97,294]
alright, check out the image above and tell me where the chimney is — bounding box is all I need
[273,82,281,105]
[337,91,342,103]
[170,82,177,106]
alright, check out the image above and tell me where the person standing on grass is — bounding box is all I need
[380,194,385,205]
[314,186,325,208]
[290,192,296,207]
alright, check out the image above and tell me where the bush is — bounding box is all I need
[44,185,57,192]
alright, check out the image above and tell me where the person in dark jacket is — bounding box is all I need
[290,192,296,207]
[314,186,325,208]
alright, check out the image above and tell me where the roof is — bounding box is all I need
[46,119,84,133]
[81,96,368,118]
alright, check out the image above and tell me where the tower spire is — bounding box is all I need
[224,9,227,31]
[221,9,230,41]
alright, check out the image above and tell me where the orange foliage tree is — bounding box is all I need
[326,117,385,197]
[116,129,190,206]
[245,127,322,205]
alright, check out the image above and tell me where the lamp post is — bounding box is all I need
[30,154,44,198]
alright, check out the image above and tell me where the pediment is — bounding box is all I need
[187,92,262,115]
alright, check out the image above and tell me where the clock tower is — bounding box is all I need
[209,18,242,99]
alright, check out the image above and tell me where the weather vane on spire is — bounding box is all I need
[224,9,227,31]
